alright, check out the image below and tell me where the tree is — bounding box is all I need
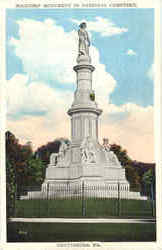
[124,165,141,190]
[110,144,132,166]
[143,168,155,184]
[6,131,32,195]
[6,158,16,217]
[142,168,155,197]
[110,143,141,190]
[26,156,45,185]
[6,131,46,188]
[110,143,155,193]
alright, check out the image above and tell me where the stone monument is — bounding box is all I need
[23,23,146,200]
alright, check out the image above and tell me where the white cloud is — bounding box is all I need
[71,16,128,37]
[7,97,154,162]
[7,115,70,150]
[7,18,154,162]
[7,73,154,162]
[7,74,154,162]
[7,73,72,148]
[8,17,117,134]
[99,103,154,162]
[126,49,137,56]
[9,18,116,106]
[7,73,72,117]
[10,18,77,84]
[7,15,117,151]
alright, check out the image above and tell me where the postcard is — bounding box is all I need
[0,0,162,249]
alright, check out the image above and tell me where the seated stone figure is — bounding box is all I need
[49,141,70,167]
[109,151,121,166]
[57,141,67,162]
[50,153,58,166]
[102,138,121,167]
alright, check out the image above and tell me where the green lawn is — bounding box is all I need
[7,222,156,242]
[14,198,154,218]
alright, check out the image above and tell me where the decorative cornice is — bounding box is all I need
[73,64,95,72]
[67,107,102,116]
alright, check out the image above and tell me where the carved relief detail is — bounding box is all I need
[80,136,96,164]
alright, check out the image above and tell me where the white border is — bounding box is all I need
[0,7,7,246]
[0,0,162,249]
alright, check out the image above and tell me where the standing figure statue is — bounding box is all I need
[80,136,96,164]
[103,138,111,152]
[80,137,89,162]
[78,22,90,56]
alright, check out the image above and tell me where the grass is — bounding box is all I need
[7,222,156,242]
[14,198,154,218]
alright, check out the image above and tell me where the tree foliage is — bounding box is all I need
[110,144,131,167]
[110,143,155,192]
[6,131,33,187]
[26,156,45,185]
[142,168,155,198]
[6,131,45,190]
[6,158,16,217]
[110,143,140,187]
[143,168,155,185]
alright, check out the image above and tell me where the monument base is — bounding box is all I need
[21,159,147,200]
[21,137,147,200]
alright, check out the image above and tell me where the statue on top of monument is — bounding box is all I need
[78,22,90,56]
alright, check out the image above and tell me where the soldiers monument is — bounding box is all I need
[24,22,145,199]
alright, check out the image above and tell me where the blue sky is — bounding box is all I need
[7,8,154,106]
[6,9,154,162]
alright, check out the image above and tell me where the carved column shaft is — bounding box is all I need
[77,68,92,90]
[68,59,102,145]
[71,113,98,142]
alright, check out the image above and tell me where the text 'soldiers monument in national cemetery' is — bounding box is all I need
[24,22,145,199]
